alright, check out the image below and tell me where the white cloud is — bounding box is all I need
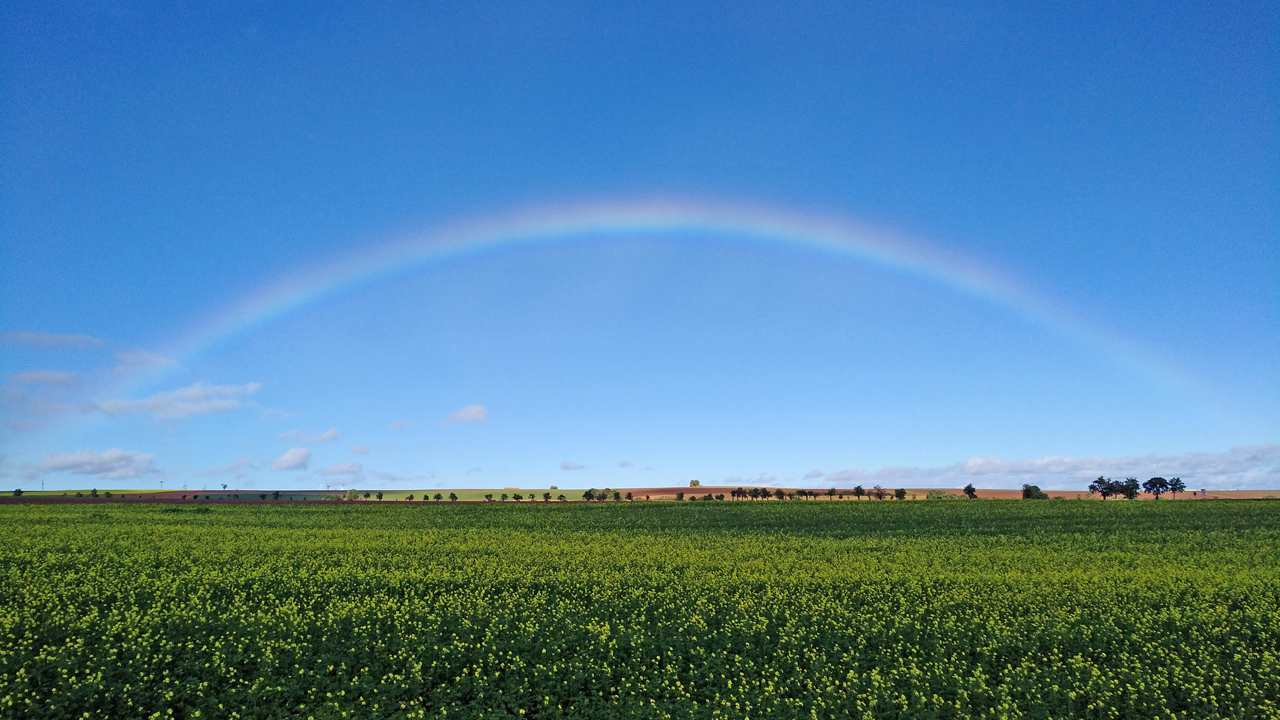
[389,419,414,430]
[618,460,634,468]
[9,370,77,386]
[89,382,260,419]
[39,448,156,479]
[351,444,371,454]
[560,461,585,471]
[321,462,362,475]
[2,331,103,348]
[261,408,297,419]
[278,428,340,444]
[112,350,178,374]
[443,405,487,424]
[820,445,1280,490]
[199,457,254,479]
[272,448,311,471]
[804,469,826,479]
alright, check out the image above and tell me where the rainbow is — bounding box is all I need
[120,198,1184,396]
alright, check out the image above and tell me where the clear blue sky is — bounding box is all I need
[2,1,1276,491]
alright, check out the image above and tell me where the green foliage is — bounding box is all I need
[927,490,960,500]
[1,502,1277,719]
[1022,484,1050,499]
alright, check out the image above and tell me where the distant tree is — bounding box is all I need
[76,491,83,498]
[406,494,414,501]
[1088,476,1114,500]
[273,490,281,500]
[484,493,494,502]
[512,493,522,501]
[1168,477,1186,499]
[774,488,785,500]
[963,483,977,500]
[675,492,684,501]
[105,491,113,498]
[689,479,701,487]
[363,492,370,499]
[434,493,443,502]
[645,495,650,501]
[583,489,596,502]
[716,494,725,501]
[499,493,507,502]
[612,490,621,502]
[1120,478,1141,500]
[91,488,98,498]
[543,492,552,502]
[376,491,384,501]
[625,492,633,501]
[733,487,745,500]
[827,488,836,500]
[872,485,885,500]
[557,494,566,502]
[260,493,268,500]
[221,484,227,491]
[853,485,865,500]
[1142,477,1170,499]
[894,488,907,500]
[449,492,458,502]
[550,485,558,490]
[1021,484,1049,499]
[12,488,21,497]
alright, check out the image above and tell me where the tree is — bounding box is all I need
[1169,477,1186,499]
[733,487,745,500]
[613,490,621,502]
[500,493,508,502]
[1022,484,1049,499]
[625,491,633,501]
[689,479,701,487]
[774,488,785,501]
[557,494,566,502]
[260,493,268,501]
[894,488,907,500]
[221,484,227,491]
[1142,477,1170,499]
[853,485,865,500]
[346,489,359,502]
[872,485,885,500]
[1120,477,1140,500]
[484,493,494,502]
[91,488,98,498]
[675,492,684,501]
[543,492,552,502]
[272,491,281,500]
[449,492,458,502]
[1088,476,1114,500]
[716,494,725,501]
[406,494,414,501]
[963,483,977,500]
[512,493,522,501]
[582,489,596,502]
[434,493,443,502]
[12,489,21,497]
[827,488,836,500]
[364,492,371,499]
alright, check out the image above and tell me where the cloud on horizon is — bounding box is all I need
[278,428,340,444]
[199,457,255,479]
[388,419,414,429]
[817,445,1280,490]
[321,462,362,475]
[38,448,156,479]
[560,461,585,471]
[443,405,487,424]
[87,382,261,419]
[271,448,311,471]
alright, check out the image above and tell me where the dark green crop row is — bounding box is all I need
[1,501,1277,719]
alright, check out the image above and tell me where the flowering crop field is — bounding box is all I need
[1,501,1277,719]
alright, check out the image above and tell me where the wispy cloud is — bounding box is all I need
[8,370,77,386]
[618,460,634,468]
[443,405,487,424]
[560,461,585,471]
[2,331,103,348]
[820,445,1280,490]
[112,350,177,374]
[321,462,362,475]
[199,457,255,479]
[39,448,155,479]
[261,408,297,419]
[271,448,311,471]
[278,428,340,444]
[88,382,260,419]
[804,469,826,479]
[351,444,371,454]
[388,419,414,430]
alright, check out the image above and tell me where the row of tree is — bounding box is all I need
[1087,476,1186,500]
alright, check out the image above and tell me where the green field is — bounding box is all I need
[1,502,1276,719]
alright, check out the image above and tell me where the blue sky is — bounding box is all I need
[2,1,1276,491]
